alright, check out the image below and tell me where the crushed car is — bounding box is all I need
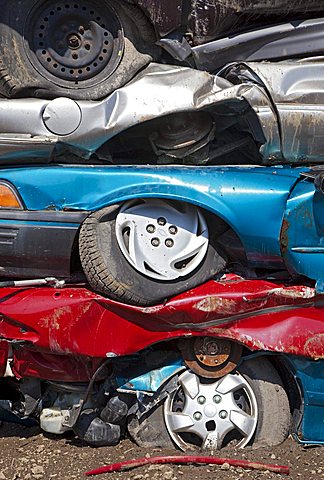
[0,164,323,304]
[0,276,323,449]
[0,0,322,454]
[2,0,324,100]
[0,164,323,450]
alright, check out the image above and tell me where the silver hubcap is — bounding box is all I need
[164,370,258,450]
[115,199,209,281]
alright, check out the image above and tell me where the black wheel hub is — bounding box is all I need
[27,1,124,84]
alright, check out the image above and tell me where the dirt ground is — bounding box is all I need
[0,423,322,480]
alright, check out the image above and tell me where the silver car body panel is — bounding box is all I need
[0,61,322,165]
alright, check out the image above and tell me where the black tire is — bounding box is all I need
[128,402,174,449]
[128,357,290,450]
[0,0,158,100]
[79,202,227,306]
[239,357,291,448]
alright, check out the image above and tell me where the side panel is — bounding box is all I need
[0,165,302,269]
[134,0,183,36]
[287,356,324,445]
[0,278,322,362]
[189,0,324,45]
[282,178,324,292]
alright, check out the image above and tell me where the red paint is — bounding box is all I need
[85,455,290,476]
[0,275,322,381]
[0,340,8,377]
[11,349,101,382]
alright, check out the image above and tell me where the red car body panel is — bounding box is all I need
[0,275,322,383]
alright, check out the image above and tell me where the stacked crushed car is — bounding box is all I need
[0,0,322,450]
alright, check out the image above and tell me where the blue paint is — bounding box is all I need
[116,359,185,392]
[116,352,324,444]
[286,356,324,445]
[0,165,306,271]
[1,163,323,286]
[283,178,324,293]
[0,219,79,228]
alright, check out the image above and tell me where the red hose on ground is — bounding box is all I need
[85,455,290,476]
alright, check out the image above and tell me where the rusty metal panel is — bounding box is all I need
[190,0,324,44]
[0,276,322,370]
[134,0,184,36]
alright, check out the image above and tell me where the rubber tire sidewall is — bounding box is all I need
[127,357,290,449]
[239,356,291,448]
[79,204,226,306]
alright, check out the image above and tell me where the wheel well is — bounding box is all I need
[202,208,247,266]
[70,198,248,275]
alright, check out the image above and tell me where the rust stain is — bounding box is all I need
[271,286,316,299]
[304,334,324,359]
[41,307,73,353]
[280,218,289,254]
[194,296,237,313]
[202,329,323,358]
[40,307,73,330]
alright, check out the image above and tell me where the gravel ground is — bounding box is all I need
[0,423,322,480]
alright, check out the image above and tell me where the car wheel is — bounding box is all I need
[128,357,290,450]
[0,0,157,100]
[79,199,227,305]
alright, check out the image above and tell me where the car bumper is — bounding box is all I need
[0,210,88,278]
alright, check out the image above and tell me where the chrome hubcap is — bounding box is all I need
[164,370,258,450]
[115,199,209,281]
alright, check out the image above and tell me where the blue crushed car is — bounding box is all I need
[0,164,322,305]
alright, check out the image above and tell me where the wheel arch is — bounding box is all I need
[82,187,244,243]
[76,188,248,266]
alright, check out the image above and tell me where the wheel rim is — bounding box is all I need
[164,370,258,450]
[115,199,209,281]
[26,0,123,85]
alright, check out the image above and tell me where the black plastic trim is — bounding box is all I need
[0,218,84,279]
[0,210,89,223]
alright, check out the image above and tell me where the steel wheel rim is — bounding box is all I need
[25,0,124,85]
[115,199,209,281]
[164,370,258,450]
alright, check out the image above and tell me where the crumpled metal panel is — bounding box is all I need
[116,360,185,393]
[190,2,324,45]
[288,356,324,445]
[0,64,277,162]
[0,164,302,269]
[281,177,324,292]
[0,51,323,166]
[134,0,183,37]
[193,18,324,68]
[228,61,324,164]
[0,276,322,376]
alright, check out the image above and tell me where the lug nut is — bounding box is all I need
[67,33,81,49]
[165,238,174,248]
[151,238,160,247]
[197,396,206,405]
[79,25,85,34]
[219,410,228,419]
[193,412,202,421]
[213,395,222,404]
[169,225,178,235]
[157,217,166,226]
[146,224,155,234]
